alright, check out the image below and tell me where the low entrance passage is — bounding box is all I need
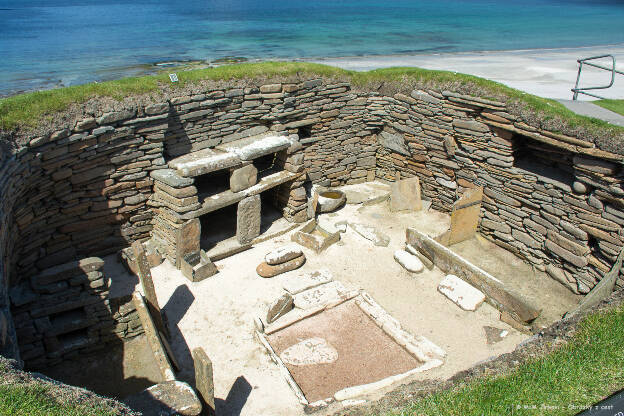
[266,300,422,403]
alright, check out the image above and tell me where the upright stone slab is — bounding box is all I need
[192,347,215,416]
[447,186,483,245]
[237,195,261,244]
[175,219,201,269]
[230,163,258,193]
[390,177,422,212]
[132,241,168,338]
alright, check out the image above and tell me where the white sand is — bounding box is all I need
[308,45,624,100]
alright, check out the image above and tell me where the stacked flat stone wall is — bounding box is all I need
[0,78,622,367]
[10,257,144,368]
[372,90,624,294]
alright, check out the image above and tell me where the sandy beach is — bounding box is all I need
[309,45,624,100]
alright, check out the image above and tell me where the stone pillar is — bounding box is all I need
[192,347,216,416]
[237,195,261,244]
[175,218,201,269]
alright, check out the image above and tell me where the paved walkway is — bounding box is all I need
[557,100,624,127]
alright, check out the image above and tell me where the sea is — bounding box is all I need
[1,0,624,97]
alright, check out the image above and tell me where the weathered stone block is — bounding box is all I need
[181,251,217,283]
[230,164,258,193]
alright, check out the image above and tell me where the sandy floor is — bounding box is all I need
[309,45,624,100]
[131,181,582,415]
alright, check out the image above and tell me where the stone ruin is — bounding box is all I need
[0,77,622,413]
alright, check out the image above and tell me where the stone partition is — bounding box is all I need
[0,77,622,367]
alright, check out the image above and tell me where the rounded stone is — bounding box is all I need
[265,244,303,265]
[256,254,306,278]
[572,180,589,194]
[394,249,424,273]
[317,190,346,213]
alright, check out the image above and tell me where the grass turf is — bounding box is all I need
[394,303,624,416]
[1,62,623,136]
[0,383,121,416]
[595,99,624,117]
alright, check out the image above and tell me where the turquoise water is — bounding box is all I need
[1,0,624,96]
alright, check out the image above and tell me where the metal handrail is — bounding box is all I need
[572,54,623,100]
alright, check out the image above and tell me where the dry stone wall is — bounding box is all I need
[373,90,624,294]
[0,78,622,367]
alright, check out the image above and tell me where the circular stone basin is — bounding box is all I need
[317,190,346,213]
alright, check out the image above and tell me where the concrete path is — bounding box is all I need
[557,100,624,127]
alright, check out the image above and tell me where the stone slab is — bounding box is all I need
[237,195,261,244]
[438,274,486,311]
[169,148,241,177]
[181,250,218,283]
[293,281,348,309]
[390,177,422,212]
[175,219,201,269]
[447,186,483,245]
[483,326,508,344]
[267,293,294,324]
[151,169,194,188]
[132,292,175,382]
[132,241,167,337]
[192,347,215,416]
[279,337,338,366]
[217,134,291,161]
[378,131,410,156]
[283,269,334,295]
[349,223,390,247]
[124,380,201,416]
[566,247,624,318]
[230,163,258,193]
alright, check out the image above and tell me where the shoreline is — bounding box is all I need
[2,44,623,100]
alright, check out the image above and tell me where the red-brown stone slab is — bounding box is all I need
[266,300,421,402]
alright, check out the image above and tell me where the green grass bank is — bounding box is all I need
[394,301,624,416]
[1,62,623,137]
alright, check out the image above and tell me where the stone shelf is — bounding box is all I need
[180,171,303,220]
[216,134,292,161]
